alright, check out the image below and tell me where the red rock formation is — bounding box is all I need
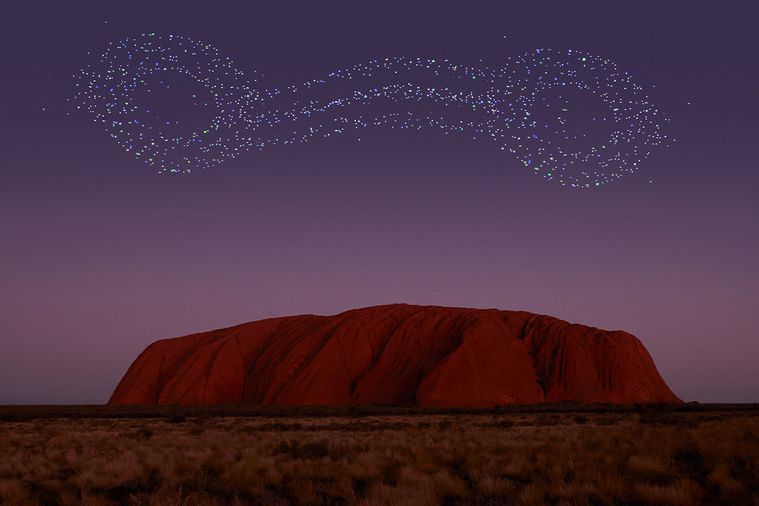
[109,304,680,406]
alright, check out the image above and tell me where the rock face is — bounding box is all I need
[110,304,680,406]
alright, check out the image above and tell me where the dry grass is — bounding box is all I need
[0,408,756,505]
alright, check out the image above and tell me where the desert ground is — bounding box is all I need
[0,405,756,505]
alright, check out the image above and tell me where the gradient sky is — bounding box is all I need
[1,1,757,404]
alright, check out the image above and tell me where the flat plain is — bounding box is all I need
[0,405,756,505]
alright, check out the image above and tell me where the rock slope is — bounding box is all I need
[110,304,680,406]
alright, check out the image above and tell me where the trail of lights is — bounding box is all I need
[74,33,669,187]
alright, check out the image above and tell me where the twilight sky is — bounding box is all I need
[1,1,757,404]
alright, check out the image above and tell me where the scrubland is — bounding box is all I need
[0,405,756,505]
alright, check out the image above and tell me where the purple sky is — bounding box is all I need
[1,1,758,403]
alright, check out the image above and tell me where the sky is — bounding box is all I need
[0,1,757,404]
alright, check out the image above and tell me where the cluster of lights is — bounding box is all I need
[73,33,669,188]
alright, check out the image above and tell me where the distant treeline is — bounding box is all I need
[0,402,757,421]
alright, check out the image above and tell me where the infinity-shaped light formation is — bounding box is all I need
[74,33,669,187]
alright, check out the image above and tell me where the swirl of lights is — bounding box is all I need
[73,33,669,187]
